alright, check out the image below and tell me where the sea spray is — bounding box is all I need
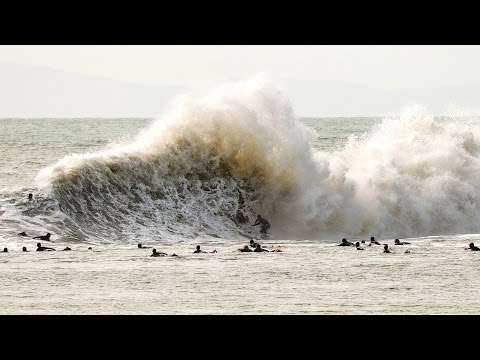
[329,105,480,238]
[28,77,480,242]
[35,76,319,241]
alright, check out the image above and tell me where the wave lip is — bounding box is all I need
[26,79,480,242]
[32,76,317,241]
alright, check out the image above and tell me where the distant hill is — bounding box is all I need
[285,79,480,117]
[1,62,479,118]
[0,62,184,118]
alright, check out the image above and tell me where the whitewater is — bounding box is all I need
[1,76,480,314]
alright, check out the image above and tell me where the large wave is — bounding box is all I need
[27,76,480,242]
[331,106,480,238]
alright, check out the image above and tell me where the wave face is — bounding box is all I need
[30,76,480,242]
[34,76,317,242]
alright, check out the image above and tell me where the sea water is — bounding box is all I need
[1,77,480,314]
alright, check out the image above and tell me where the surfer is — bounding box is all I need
[252,215,270,234]
[62,247,72,251]
[394,239,411,245]
[254,243,269,252]
[33,233,52,241]
[383,244,391,253]
[36,243,55,251]
[193,245,206,254]
[28,193,33,201]
[22,247,28,252]
[249,239,258,248]
[338,238,354,246]
[18,232,28,236]
[151,248,167,257]
[138,243,152,249]
[3,248,7,253]
[369,236,381,245]
[468,243,480,251]
[355,241,364,250]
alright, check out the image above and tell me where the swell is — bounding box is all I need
[5,76,480,243]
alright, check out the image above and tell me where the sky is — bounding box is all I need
[1,45,480,117]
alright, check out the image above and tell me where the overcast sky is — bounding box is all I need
[1,45,480,117]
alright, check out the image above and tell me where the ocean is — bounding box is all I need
[1,79,480,314]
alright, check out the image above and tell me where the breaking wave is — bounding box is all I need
[5,76,480,243]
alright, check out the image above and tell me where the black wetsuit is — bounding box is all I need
[239,247,253,252]
[33,234,51,241]
[36,246,55,251]
[151,251,167,257]
[253,218,270,234]
[254,247,269,252]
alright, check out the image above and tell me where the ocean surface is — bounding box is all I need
[2,79,480,314]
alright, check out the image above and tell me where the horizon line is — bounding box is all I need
[1,114,480,120]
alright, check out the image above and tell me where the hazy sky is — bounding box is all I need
[1,45,480,117]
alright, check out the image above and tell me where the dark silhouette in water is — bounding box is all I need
[252,215,270,234]
[369,237,381,246]
[355,241,364,250]
[18,232,28,237]
[22,247,28,252]
[151,248,167,257]
[36,243,55,251]
[394,239,411,245]
[3,248,7,253]
[138,243,152,249]
[254,243,269,252]
[88,247,92,250]
[62,247,72,251]
[193,245,206,254]
[249,239,258,248]
[28,193,33,201]
[469,243,480,251]
[383,244,391,253]
[338,238,354,246]
[33,233,52,241]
